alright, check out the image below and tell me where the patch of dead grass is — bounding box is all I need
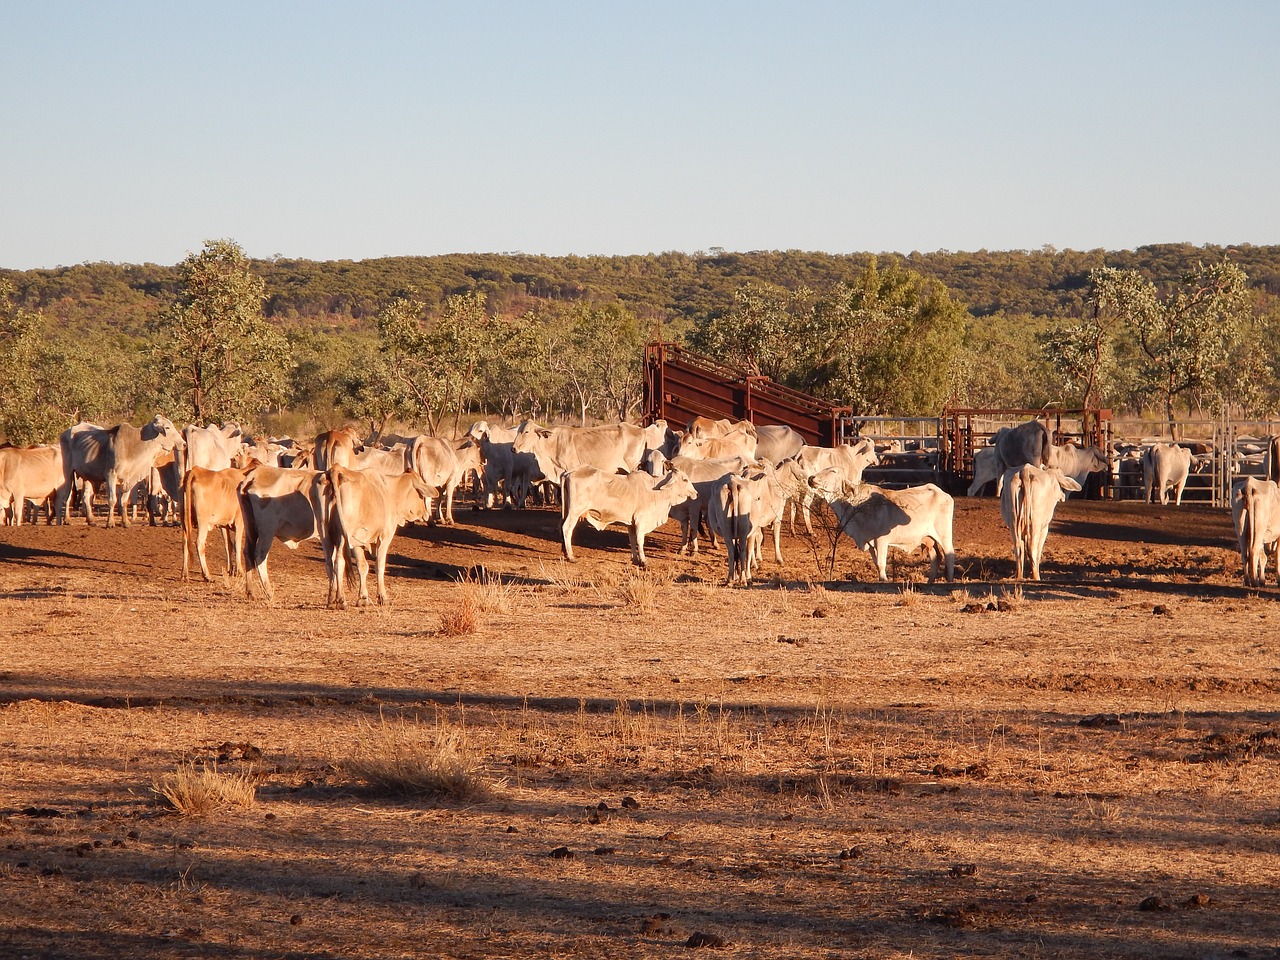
[152,763,257,816]
[342,716,493,801]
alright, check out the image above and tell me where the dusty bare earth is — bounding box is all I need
[1,496,1278,959]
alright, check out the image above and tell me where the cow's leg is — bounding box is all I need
[560,513,579,561]
[374,541,392,605]
[1175,476,1188,507]
[229,524,243,577]
[354,547,372,605]
[195,522,214,581]
[872,541,889,582]
[443,481,456,525]
[329,539,347,609]
[772,518,783,564]
[106,472,122,528]
[629,524,646,567]
[249,529,275,602]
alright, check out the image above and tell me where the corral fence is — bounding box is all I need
[1107,417,1280,507]
[939,407,1113,497]
[641,342,1278,506]
[643,342,849,446]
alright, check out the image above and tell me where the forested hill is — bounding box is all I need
[6,243,1280,333]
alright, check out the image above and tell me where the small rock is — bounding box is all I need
[593,847,615,856]
[811,608,828,618]
[950,863,977,877]
[686,931,727,949]
[1153,604,1171,617]
[505,825,519,833]
[597,800,611,810]
[838,847,861,860]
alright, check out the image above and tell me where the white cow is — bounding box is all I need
[660,454,757,555]
[515,421,647,481]
[239,465,326,601]
[319,466,435,608]
[676,429,758,462]
[792,439,879,533]
[753,425,805,465]
[58,416,185,527]
[1232,477,1280,586]
[807,471,955,582]
[560,466,696,567]
[999,464,1081,581]
[467,421,519,508]
[1143,442,1193,505]
[708,459,806,584]
[184,422,244,473]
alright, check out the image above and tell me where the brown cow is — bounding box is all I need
[313,427,365,471]
[181,465,251,582]
[0,444,63,525]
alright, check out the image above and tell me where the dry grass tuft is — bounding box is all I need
[153,763,257,816]
[457,568,516,615]
[437,590,479,636]
[617,570,660,611]
[896,580,918,607]
[343,716,492,800]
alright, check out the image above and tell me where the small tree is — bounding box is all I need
[1089,260,1251,427]
[155,239,291,425]
[375,291,498,434]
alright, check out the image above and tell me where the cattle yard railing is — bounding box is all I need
[840,416,944,489]
[643,342,849,446]
[1108,417,1280,507]
[940,407,1114,497]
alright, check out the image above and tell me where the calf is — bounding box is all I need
[181,465,250,581]
[0,444,63,525]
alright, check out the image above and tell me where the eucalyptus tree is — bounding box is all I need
[375,290,498,435]
[1087,260,1251,426]
[154,239,291,425]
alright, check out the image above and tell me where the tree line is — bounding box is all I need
[2,240,1279,445]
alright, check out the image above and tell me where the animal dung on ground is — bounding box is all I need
[685,931,727,948]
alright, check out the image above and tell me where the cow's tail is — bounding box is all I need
[180,468,196,580]
[1247,481,1267,585]
[1038,422,1052,467]
[237,476,260,596]
[1013,470,1033,569]
[728,475,746,584]
[560,470,571,524]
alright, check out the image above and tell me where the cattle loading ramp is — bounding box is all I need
[643,343,849,447]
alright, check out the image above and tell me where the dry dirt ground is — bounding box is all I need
[1,496,1278,959]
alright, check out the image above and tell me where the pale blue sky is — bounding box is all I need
[4,1,1277,269]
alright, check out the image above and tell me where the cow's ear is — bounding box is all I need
[661,458,674,473]
[537,428,552,439]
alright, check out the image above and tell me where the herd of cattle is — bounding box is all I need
[0,414,1276,602]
